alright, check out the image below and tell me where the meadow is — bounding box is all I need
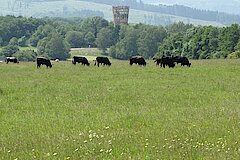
[0,59,240,159]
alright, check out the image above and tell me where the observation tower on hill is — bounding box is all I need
[112,6,130,25]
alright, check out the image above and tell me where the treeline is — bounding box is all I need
[0,16,110,61]
[1,16,240,61]
[157,24,240,59]
[82,0,240,25]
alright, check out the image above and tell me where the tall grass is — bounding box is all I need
[0,59,240,159]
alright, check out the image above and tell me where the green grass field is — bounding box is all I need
[0,59,240,159]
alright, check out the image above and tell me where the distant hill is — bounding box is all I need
[84,0,240,25]
[0,0,230,27]
[143,0,240,15]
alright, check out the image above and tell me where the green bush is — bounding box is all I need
[12,50,37,61]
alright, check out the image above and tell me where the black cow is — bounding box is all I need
[6,57,19,64]
[129,56,146,66]
[37,57,52,68]
[72,56,90,66]
[173,56,191,67]
[154,56,175,68]
[95,57,111,67]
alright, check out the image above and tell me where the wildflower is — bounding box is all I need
[100,135,104,138]
[32,149,35,152]
[14,158,18,160]
[100,149,104,153]
[53,152,57,156]
[89,134,92,139]
[74,148,79,152]
[84,140,87,143]
[66,157,70,159]
[105,126,110,129]
[89,130,92,133]
[145,139,148,141]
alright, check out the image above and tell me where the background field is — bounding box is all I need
[0,59,240,159]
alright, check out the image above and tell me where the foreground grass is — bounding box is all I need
[0,59,240,159]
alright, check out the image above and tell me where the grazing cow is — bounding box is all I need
[154,56,175,68]
[6,57,19,64]
[72,56,90,66]
[153,57,161,66]
[95,57,111,67]
[129,56,146,66]
[37,57,52,68]
[172,56,191,67]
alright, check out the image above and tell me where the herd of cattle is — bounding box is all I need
[4,56,191,68]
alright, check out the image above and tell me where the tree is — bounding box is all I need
[44,33,70,60]
[0,45,19,57]
[18,36,27,47]
[96,28,114,54]
[65,31,85,48]
[80,17,109,37]
[29,24,56,47]
[84,32,95,47]
[9,37,18,46]
[110,26,139,59]
[12,50,37,61]
[137,26,167,58]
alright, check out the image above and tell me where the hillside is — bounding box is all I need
[0,0,225,26]
[143,0,240,15]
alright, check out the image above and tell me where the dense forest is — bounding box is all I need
[82,0,240,25]
[0,16,240,61]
